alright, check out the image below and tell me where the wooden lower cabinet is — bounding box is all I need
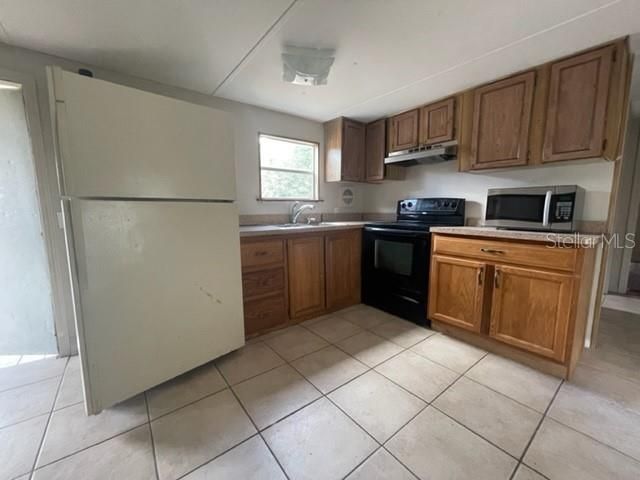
[241,228,362,336]
[428,255,486,333]
[489,265,573,362]
[287,235,326,319]
[325,230,361,310]
[240,237,288,336]
[428,233,595,379]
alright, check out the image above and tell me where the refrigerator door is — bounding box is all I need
[49,66,235,200]
[62,199,244,414]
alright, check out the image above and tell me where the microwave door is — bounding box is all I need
[485,192,550,229]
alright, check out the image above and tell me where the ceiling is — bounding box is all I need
[1,0,640,122]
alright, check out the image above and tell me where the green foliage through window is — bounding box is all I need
[259,134,318,200]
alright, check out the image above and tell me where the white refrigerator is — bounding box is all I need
[48,67,245,414]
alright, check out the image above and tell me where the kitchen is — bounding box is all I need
[1,2,640,480]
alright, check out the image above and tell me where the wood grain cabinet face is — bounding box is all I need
[388,109,419,152]
[325,230,361,310]
[365,119,386,182]
[287,235,326,319]
[324,117,365,182]
[419,98,455,145]
[470,71,535,170]
[428,255,486,333]
[543,46,614,163]
[489,264,573,361]
[342,119,366,181]
[244,295,287,336]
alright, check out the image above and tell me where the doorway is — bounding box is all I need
[0,79,57,366]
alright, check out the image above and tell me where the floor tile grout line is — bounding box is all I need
[541,413,640,466]
[144,393,160,480]
[174,432,263,480]
[377,352,490,480]
[276,331,484,480]
[461,371,556,415]
[430,404,522,462]
[508,379,564,480]
[27,356,69,480]
[0,373,65,395]
[339,446,387,480]
[215,364,292,480]
[31,421,150,472]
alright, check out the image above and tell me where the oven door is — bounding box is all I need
[484,187,553,230]
[362,226,430,324]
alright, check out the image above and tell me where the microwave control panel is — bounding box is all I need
[552,194,576,222]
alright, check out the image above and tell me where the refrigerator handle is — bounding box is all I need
[54,103,71,195]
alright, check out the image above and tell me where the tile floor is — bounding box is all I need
[1,304,639,480]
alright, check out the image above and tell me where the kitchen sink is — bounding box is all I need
[274,222,351,229]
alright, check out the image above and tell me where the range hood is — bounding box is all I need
[384,141,457,166]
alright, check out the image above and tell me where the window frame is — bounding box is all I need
[257,133,321,202]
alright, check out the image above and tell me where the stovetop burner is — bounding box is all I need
[365,197,466,230]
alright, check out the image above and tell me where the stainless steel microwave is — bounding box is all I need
[484,185,584,232]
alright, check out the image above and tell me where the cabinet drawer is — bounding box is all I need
[432,235,578,272]
[242,267,285,299]
[244,295,287,335]
[241,239,284,269]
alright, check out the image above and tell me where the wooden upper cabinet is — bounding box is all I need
[325,230,361,310]
[287,235,326,319]
[543,45,615,163]
[489,264,573,361]
[365,119,386,182]
[324,117,365,182]
[419,97,455,145]
[428,255,487,333]
[388,109,419,152]
[470,71,536,170]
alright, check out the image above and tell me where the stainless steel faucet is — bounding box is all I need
[290,201,315,224]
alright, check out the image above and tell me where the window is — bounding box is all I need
[259,134,319,200]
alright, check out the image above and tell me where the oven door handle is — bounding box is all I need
[364,227,426,238]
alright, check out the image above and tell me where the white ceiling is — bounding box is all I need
[1,0,640,122]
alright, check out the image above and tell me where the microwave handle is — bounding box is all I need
[542,190,553,227]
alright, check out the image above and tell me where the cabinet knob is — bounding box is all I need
[477,267,483,285]
[494,269,501,289]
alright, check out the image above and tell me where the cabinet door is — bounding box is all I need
[543,46,614,163]
[489,265,573,361]
[388,109,419,152]
[419,97,455,145]
[365,119,386,182]
[428,255,486,333]
[287,236,326,319]
[325,230,361,310]
[342,119,365,181]
[470,71,535,169]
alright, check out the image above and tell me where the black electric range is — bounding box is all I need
[362,198,465,325]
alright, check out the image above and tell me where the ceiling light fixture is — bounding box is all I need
[282,46,335,86]
[0,80,21,90]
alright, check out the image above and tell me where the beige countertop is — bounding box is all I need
[239,221,367,237]
[430,226,602,245]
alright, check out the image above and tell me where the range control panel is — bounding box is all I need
[398,197,464,214]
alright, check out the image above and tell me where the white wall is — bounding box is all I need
[363,158,615,223]
[0,43,363,217]
[0,88,56,354]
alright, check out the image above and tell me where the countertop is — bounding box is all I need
[239,221,367,237]
[429,226,602,245]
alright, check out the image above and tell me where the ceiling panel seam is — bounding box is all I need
[210,0,299,96]
[333,0,622,119]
